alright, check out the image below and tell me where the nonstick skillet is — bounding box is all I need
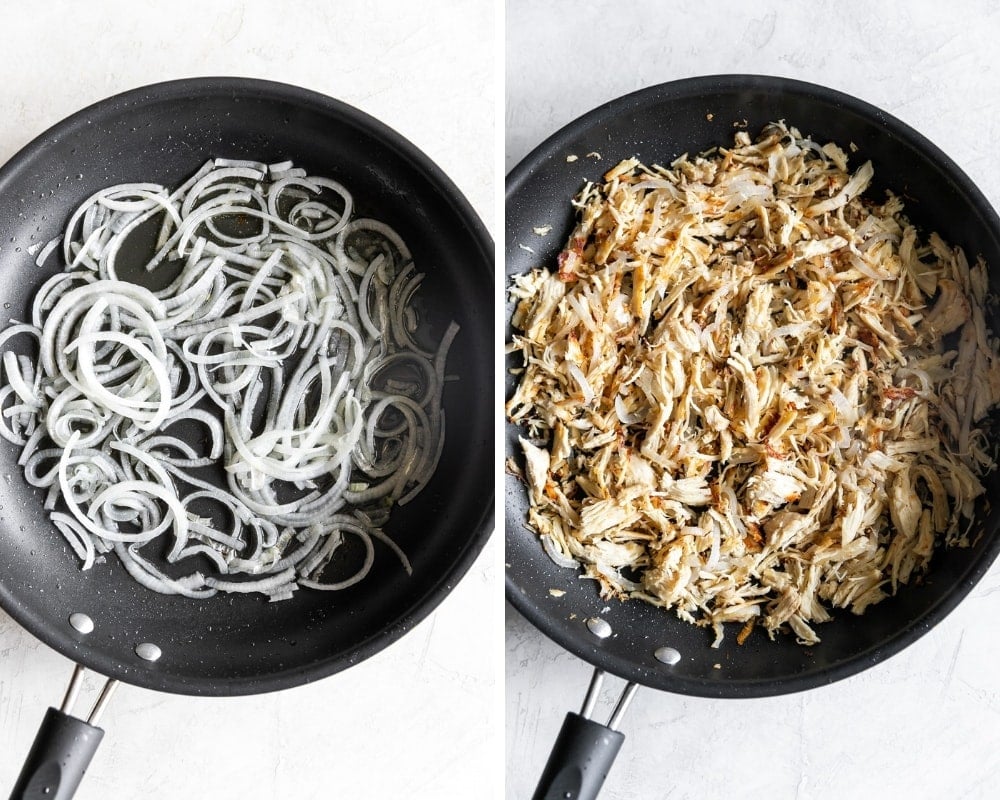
[0,77,494,799]
[505,75,1000,799]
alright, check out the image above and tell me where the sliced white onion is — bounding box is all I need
[541,534,579,569]
[567,362,595,404]
[615,394,643,425]
[0,160,455,599]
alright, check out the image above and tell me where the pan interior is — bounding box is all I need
[505,75,1000,697]
[0,78,494,696]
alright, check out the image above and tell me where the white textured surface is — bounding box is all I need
[0,3,496,800]
[506,2,1000,798]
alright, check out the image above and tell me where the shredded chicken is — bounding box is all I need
[507,122,1000,646]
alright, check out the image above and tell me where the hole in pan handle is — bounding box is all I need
[531,668,639,800]
[9,664,119,800]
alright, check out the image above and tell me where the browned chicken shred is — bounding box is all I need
[506,122,1000,646]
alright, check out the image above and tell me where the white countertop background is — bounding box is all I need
[506,2,1000,798]
[0,3,497,799]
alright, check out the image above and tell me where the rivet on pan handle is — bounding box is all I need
[531,668,638,800]
[9,664,119,800]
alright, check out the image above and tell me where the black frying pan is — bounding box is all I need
[505,75,1000,799]
[0,77,493,798]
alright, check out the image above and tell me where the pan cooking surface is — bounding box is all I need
[0,78,494,696]
[505,75,1000,697]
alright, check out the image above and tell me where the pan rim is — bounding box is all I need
[504,72,1000,698]
[0,75,495,696]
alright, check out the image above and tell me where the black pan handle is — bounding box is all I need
[9,708,104,800]
[531,669,638,800]
[9,666,118,800]
[532,712,625,800]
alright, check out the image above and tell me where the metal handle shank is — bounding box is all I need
[8,707,105,800]
[531,712,625,800]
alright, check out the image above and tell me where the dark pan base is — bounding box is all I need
[505,75,1000,698]
[0,78,494,696]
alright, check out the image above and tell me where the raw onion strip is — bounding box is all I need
[0,160,456,598]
